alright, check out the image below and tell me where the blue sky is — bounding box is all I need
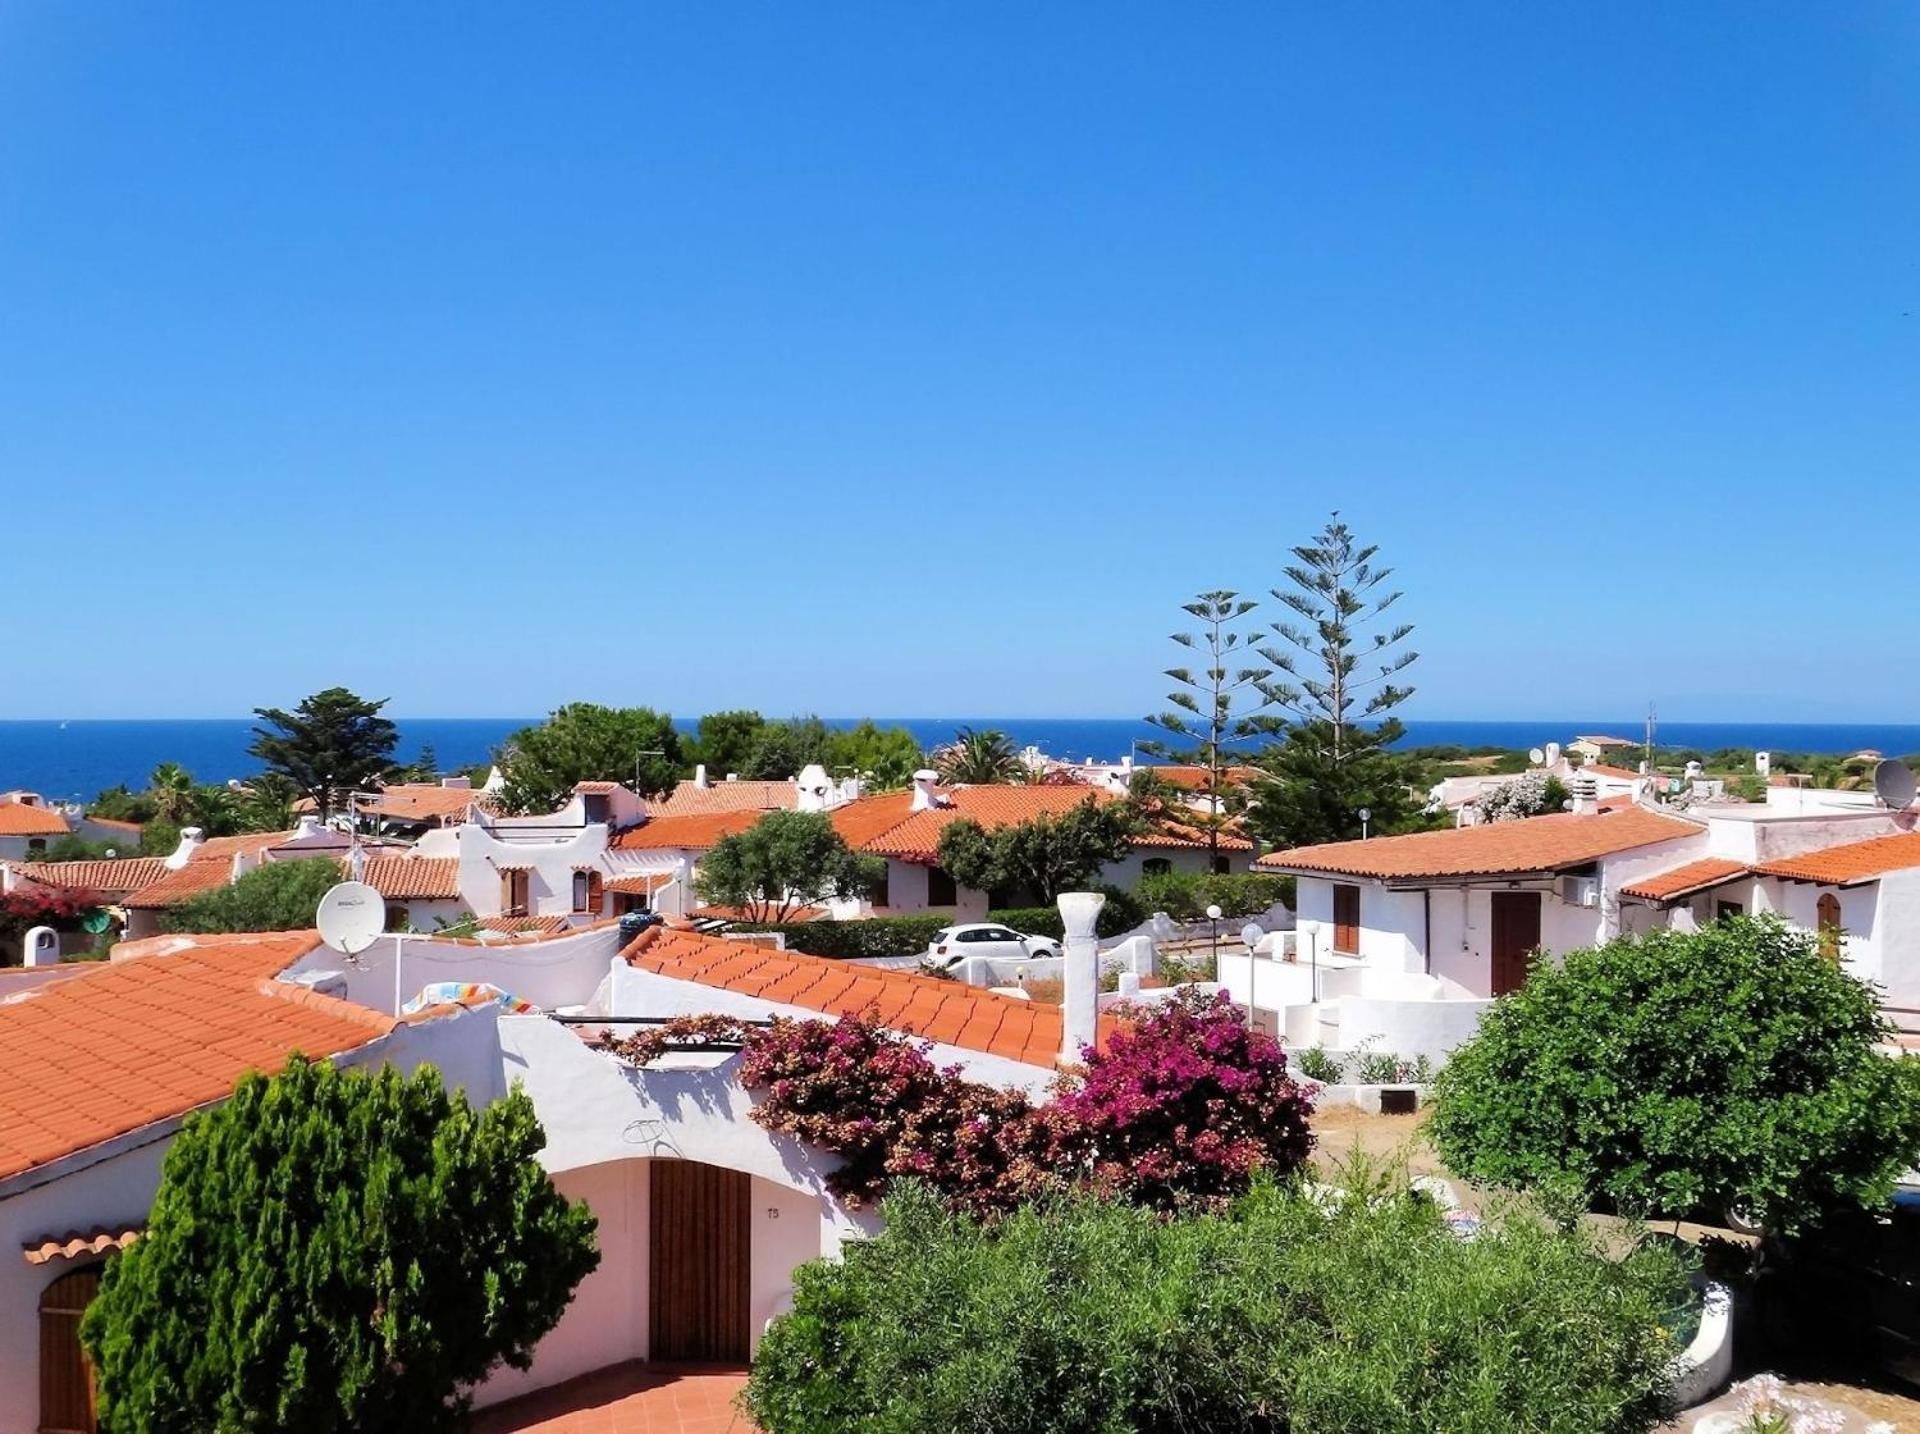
[3,5,1916,721]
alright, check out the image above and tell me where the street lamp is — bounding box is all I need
[1206,901,1223,994]
[1358,806,1372,839]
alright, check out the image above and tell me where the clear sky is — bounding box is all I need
[3,4,1916,721]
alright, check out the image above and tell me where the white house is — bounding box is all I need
[0,794,70,862]
[0,907,1095,1432]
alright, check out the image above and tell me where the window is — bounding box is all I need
[501,869,530,917]
[581,794,610,824]
[1212,856,1233,875]
[927,866,958,907]
[1817,892,1844,963]
[1715,899,1744,923]
[1141,858,1173,878]
[26,838,44,855]
[871,865,889,908]
[572,870,602,913]
[385,905,409,932]
[1332,883,1361,954]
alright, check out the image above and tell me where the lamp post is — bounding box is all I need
[1358,806,1372,840]
[1206,900,1223,1001]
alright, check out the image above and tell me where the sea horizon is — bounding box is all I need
[3,715,1917,804]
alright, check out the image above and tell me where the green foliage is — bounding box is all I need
[236,772,304,832]
[1247,718,1426,849]
[89,784,158,824]
[734,914,952,960]
[497,702,682,811]
[693,810,885,921]
[249,687,400,821]
[1134,869,1295,921]
[138,817,182,858]
[33,834,121,863]
[1294,1046,1344,1083]
[157,857,344,934]
[826,720,924,790]
[987,884,1146,941]
[745,1168,1687,1434]
[934,726,1023,785]
[686,709,768,777]
[1431,916,1920,1231]
[936,801,1140,902]
[81,1057,599,1433]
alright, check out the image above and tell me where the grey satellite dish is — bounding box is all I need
[317,880,384,956]
[1873,760,1918,811]
[1528,747,1546,766]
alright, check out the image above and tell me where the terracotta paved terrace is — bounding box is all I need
[472,1363,757,1434]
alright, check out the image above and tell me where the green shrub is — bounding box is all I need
[735,914,951,960]
[1295,1046,1344,1083]
[988,884,1145,940]
[745,1166,1688,1434]
[157,857,344,934]
[1135,870,1294,922]
[1431,915,1920,1231]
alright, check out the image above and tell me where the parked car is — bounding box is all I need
[926,924,1062,970]
[1755,1177,1920,1387]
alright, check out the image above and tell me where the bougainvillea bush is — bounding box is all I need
[0,886,103,962]
[604,989,1313,1213]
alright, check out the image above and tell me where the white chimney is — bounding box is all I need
[796,764,831,812]
[293,814,325,840]
[910,769,941,812]
[1058,891,1105,1063]
[694,764,710,789]
[166,827,206,870]
[1756,751,1772,777]
[440,775,471,790]
[1569,774,1599,815]
[726,772,739,783]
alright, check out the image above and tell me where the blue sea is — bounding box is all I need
[4,717,1919,804]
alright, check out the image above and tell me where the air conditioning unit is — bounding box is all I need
[1559,875,1599,908]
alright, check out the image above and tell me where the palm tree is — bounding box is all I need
[238,773,301,833]
[935,727,1022,786]
[148,763,197,824]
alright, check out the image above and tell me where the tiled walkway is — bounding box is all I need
[472,1362,757,1434]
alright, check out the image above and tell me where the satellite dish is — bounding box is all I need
[81,909,112,935]
[1528,748,1546,766]
[317,880,384,956]
[1873,760,1918,811]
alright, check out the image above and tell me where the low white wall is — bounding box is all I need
[1330,994,1493,1066]
[282,926,624,1016]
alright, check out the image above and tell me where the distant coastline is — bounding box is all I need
[3,716,1918,804]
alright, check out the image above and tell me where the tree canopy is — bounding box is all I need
[935,800,1140,903]
[1246,719,1433,850]
[158,856,345,934]
[1431,915,1920,1232]
[82,1057,598,1433]
[497,703,682,812]
[250,687,400,819]
[934,727,1022,785]
[694,809,886,921]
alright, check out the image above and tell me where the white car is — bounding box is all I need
[926,923,1063,970]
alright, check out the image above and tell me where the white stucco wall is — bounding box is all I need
[282,926,624,1017]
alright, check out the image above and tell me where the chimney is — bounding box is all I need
[166,827,206,870]
[1058,891,1106,1064]
[440,775,471,790]
[725,772,739,783]
[1569,774,1599,815]
[910,769,941,812]
[796,764,831,813]
[293,814,324,840]
[694,764,710,789]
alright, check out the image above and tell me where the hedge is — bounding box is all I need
[1135,870,1295,923]
[733,914,950,960]
[988,884,1146,941]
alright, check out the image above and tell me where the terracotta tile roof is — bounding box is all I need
[1619,858,1751,904]
[11,858,168,897]
[623,925,1114,1069]
[0,803,69,836]
[572,780,625,795]
[835,786,1115,863]
[1584,764,1643,780]
[648,780,801,816]
[23,1227,143,1265]
[363,786,485,823]
[606,871,679,895]
[1132,815,1255,851]
[474,914,571,935]
[121,860,238,909]
[1146,765,1260,791]
[0,930,394,1181]
[1753,831,1920,886]
[361,856,461,901]
[196,831,300,859]
[84,817,144,834]
[1256,807,1701,882]
[612,810,767,852]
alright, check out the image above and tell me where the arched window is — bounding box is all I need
[1141,858,1173,878]
[572,870,592,912]
[1211,856,1233,875]
[1817,892,1843,963]
[40,1264,103,1433]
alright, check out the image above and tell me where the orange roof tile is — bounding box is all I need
[612,810,767,852]
[832,786,1110,863]
[0,930,393,1181]
[23,1227,143,1265]
[1256,807,1700,882]
[0,803,69,836]
[11,858,168,897]
[84,816,145,834]
[474,914,570,935]
[607,871,678,895]
[363,786,486,823]
[648,780,801,817]
[121,860,237,909]
[1619,858,1751,904]
[194,831,299,859]
[1753,831,1920,886]
[622,925,1114,1069]
[1583,763,1643,780]
[361,856,461,900]
[1145,765,1261,791]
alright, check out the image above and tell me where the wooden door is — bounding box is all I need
[649,1161,751,1364]
[39,1266,101,1434]
[1490,891,1541,996]
[1331,884,1360,955]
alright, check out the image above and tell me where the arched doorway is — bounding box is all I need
[39,1264,102,1434]
[1817,892,1843,963]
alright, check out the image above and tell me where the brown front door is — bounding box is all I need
[1331,883,1360,954]
[1489,891,1541,995]
[649,1161,751,1364]
[39,1265,101,1434]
